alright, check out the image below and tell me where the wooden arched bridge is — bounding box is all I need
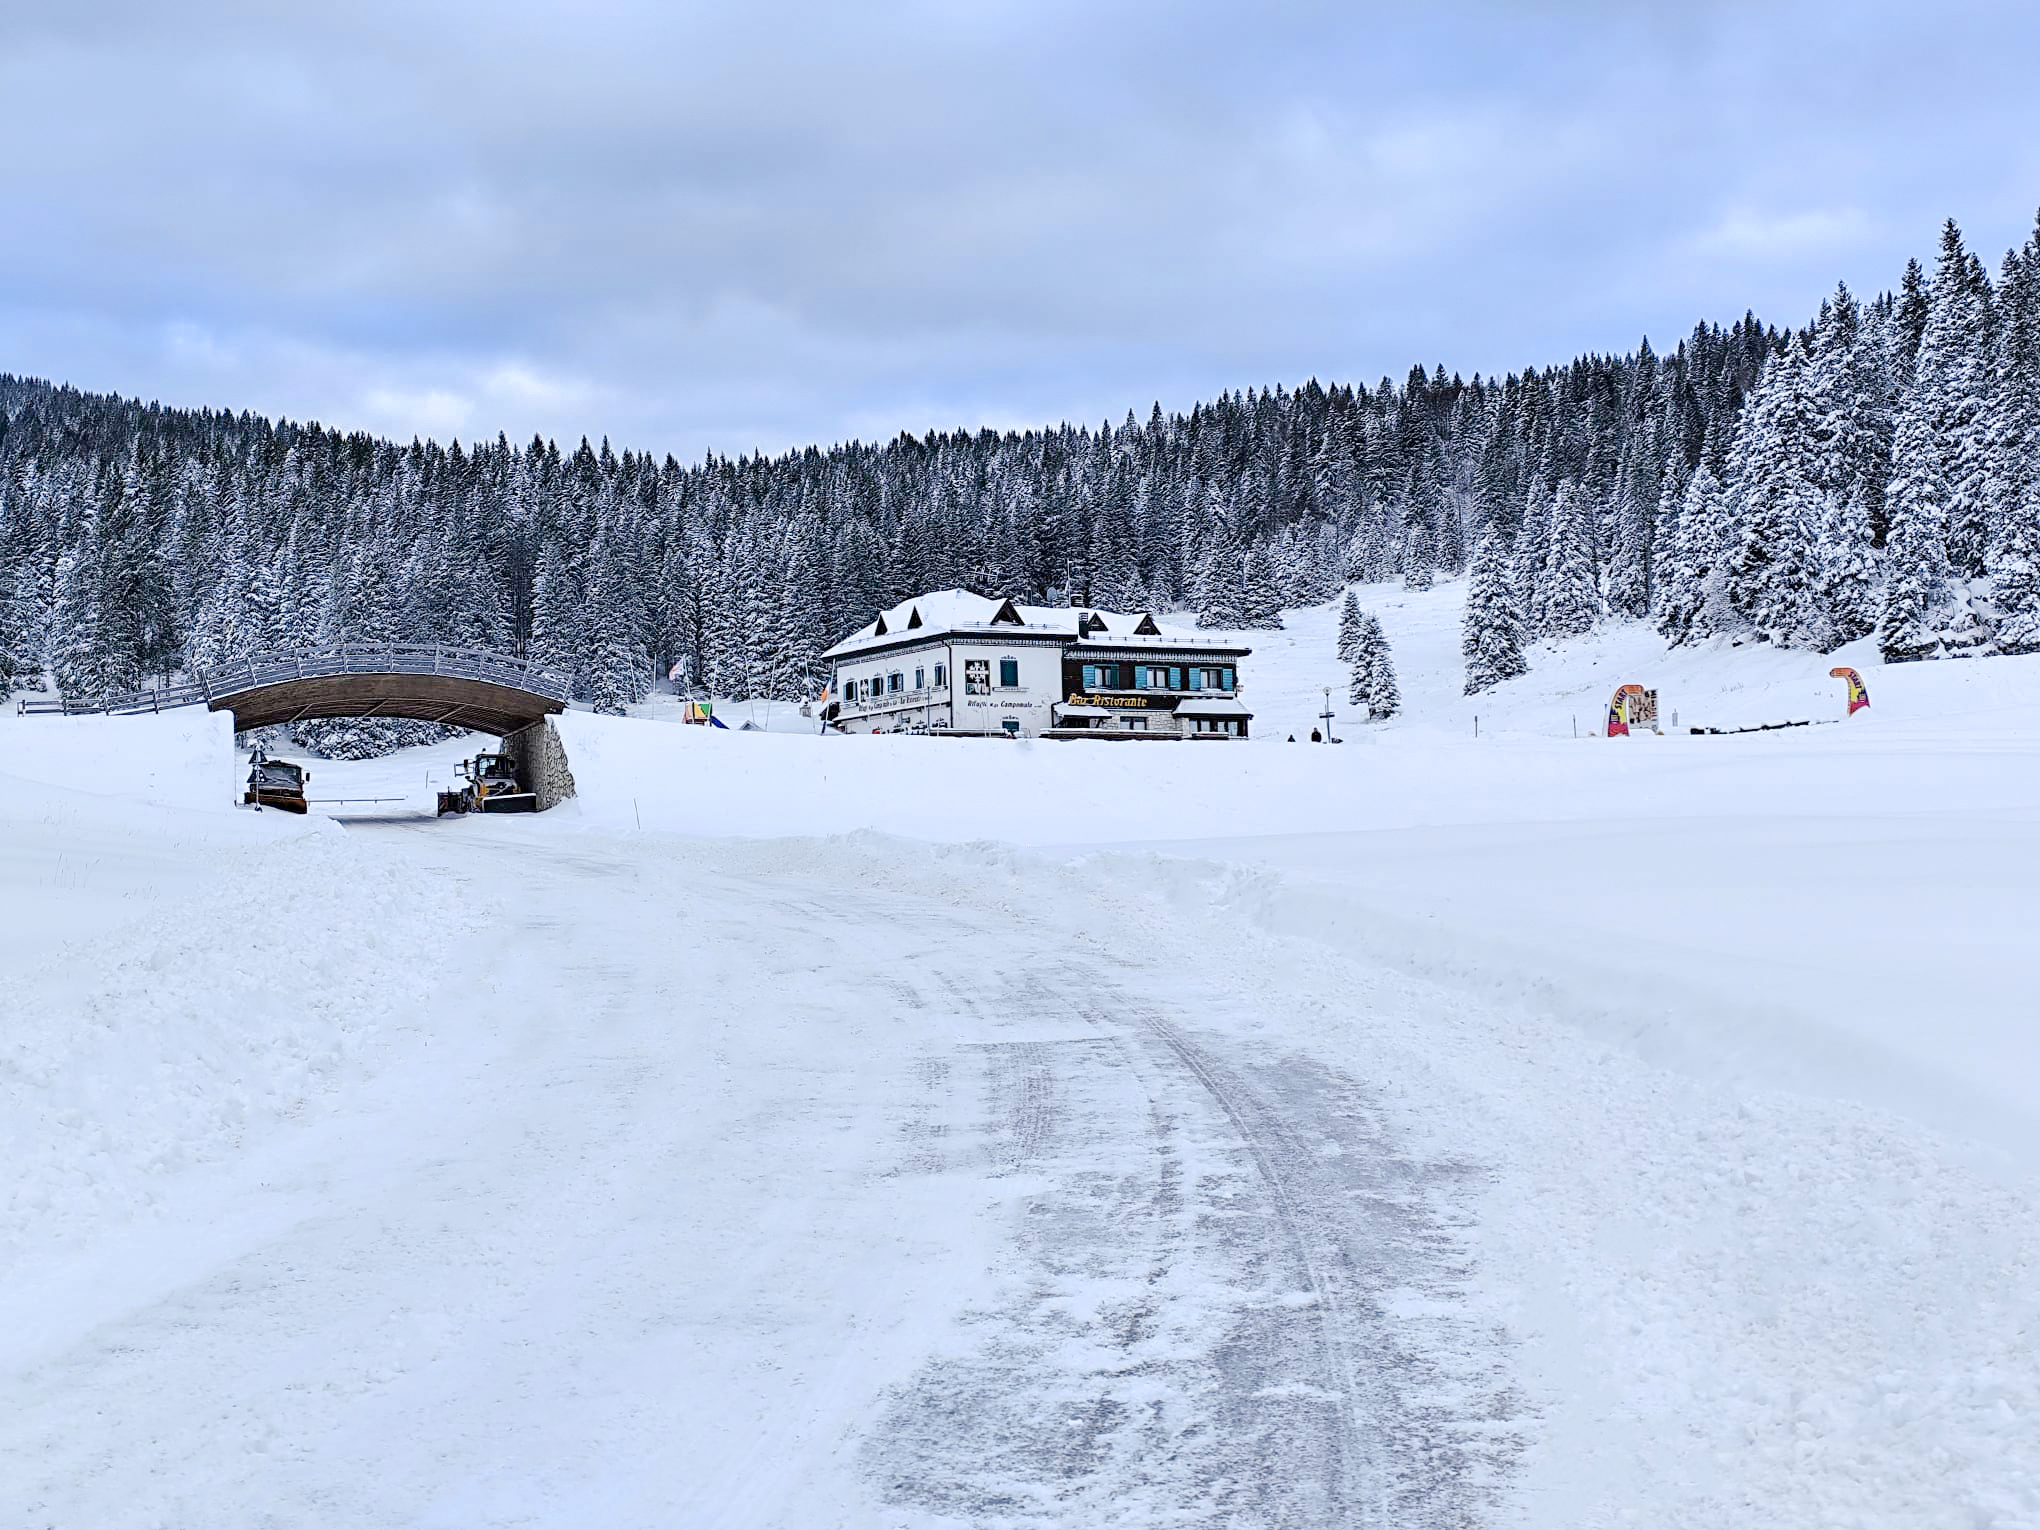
[19,644,571,737]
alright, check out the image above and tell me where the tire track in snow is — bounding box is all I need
[861,952,1522,1529]
[1120,990,1520,1528]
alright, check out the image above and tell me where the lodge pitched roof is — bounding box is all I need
[820,589,1250,661]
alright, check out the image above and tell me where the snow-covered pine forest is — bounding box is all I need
[4,215,2038,722]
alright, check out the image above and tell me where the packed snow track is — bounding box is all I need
[0,813,1518,1530]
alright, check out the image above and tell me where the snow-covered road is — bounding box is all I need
[2,813,1515,1529]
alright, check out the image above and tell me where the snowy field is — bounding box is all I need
[5,584,2039,1528]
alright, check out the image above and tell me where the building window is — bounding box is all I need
[1082,663,1123,690]
[998,658,1020,689]
[1001,718,1021,735]
[934,663,947,688]
[888,672,903,693]
[914,666,925,690]
[965,659,990,695]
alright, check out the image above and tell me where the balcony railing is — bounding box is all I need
[15,642,572,719]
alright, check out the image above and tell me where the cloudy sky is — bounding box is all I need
[4,1,2036,459]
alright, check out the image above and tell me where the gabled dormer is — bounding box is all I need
[1133,612,1161,636]
[989,598,1025,626]
[873,613,889,637]
[907,606,923,629]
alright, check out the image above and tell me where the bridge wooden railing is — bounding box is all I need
[15,643,573,718]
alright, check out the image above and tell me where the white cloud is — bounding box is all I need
[2,1,2036,454]
[1688,207,1877,260]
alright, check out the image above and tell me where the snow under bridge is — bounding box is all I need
[17,643,571,738]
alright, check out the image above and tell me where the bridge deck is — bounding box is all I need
[17,644,570,736]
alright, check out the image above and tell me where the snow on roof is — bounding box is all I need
[822,589,1233,660]
[1173,697,1253,717]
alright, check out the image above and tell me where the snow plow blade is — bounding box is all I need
[243,789,308,814]
[477,792,538,814]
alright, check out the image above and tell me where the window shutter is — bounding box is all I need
[1082,665,1096,690]
[1187,667,1201,691]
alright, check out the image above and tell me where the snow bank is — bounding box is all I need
[0,706,241,813]
[0,709,465,1290]
[0,710,324,964]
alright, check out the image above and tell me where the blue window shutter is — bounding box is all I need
[1187,668,1201,691]
[1082,665,1096,690]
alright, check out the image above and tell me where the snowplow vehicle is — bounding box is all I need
[243,749,309,813]
[436,751,536,816]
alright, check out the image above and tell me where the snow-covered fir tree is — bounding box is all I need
[1194,512,1248,628]
[1335,589,1363,666]
[1723,335,1822,646]
[1239,546,1287,629]
[1877,224,1999,661]
[1461,529,1526,694]
[1878,397,1969,661]
[1657,426,1735,647]
[1815,484,1880,647]
[1987,217,2040,651]
[1535,481,1599,640]
[1602,424,1659,620]
[1347,610,1401,720]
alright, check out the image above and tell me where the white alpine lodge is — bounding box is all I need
[820,590,1252,740]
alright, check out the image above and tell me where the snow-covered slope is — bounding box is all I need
[561,591,2040,1154]
[6,594,2039,1528]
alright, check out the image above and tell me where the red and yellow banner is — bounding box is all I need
[1829,667,1870,716]
[1606,684,1654,737]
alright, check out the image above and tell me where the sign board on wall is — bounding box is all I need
[1067,693,1152,709]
